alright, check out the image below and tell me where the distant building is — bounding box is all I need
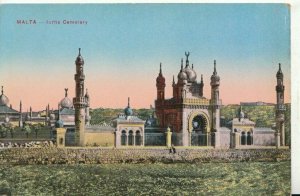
[240,101,274,106]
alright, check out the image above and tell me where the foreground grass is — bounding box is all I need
[0,161,290,195]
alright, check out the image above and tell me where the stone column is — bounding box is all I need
[182,111,189,146]
[214,131,220,148]
[115,129,120,148]
[133,133,136,146]
[165,127,172,148]
[126,133,128,146]
[56,127,66,148]
[275,132,281,148]
[231,132,240,149]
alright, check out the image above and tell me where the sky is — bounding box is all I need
[0,4,291,111]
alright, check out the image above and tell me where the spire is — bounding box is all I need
[201,74,203,83]
[128,97,130,108]
[276,63,283,78]
[20,101,22,112]
[64,88,68,97]
[185,51,190,67]
[192,64,194,69]
[1,86,3,95]
[78,48,81,56]
[181,58,183,71]
[172,75,175,84]
[159,62,162,75]
[213,60,217,75]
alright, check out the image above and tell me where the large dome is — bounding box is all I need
[0,87,9,106]
[60,88,73,109]
[60,97,73,109]
[183,66,197,82]
[0,94,9,106]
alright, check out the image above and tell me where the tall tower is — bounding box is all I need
[73,48,86,146]
[210,60,221,147]
[275,63,285,147]
[19,101,23,127]
[156,63,166,101]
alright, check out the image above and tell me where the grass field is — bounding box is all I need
[0,161,290,195]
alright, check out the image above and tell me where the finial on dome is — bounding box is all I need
[279,63,281,71]
[128,97,130,107]
[192,64,194,69]
[181,58,183,71]
[1,86,3,95]
[185,51,190,67]
[64,88,68,97]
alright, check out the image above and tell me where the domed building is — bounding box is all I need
[0,86,21,126]
[155,52,222,147]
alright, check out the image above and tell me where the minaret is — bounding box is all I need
[210,60,221,147]
[200,74,204,97]
[85,88,90,126]
[19,101,23,127]
[73,48,86,146]
[29,106,32,120]
[275,63,285,147]
[156,62,166,101]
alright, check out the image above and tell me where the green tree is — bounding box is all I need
[23,124,32,138]
[0,125,8,138]
[6,123,15,138]
[32,124,41,138]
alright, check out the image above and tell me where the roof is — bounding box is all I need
[229,118,255,126]
[113,114,145,124]
[253,127,275,133]
[0,105,19,114]
[60,108,75,115]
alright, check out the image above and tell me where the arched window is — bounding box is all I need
[128,130,134,146]
[241,132,246,145]
[121,130,127,146]
[135,130,141,146]
[247,132,252,145]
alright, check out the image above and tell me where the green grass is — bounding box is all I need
[0,161,290,195]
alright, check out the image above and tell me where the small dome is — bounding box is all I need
[0,94,9,106]
[177,70,187,80]
[50,114,56,120]
[124,107,133,116]
[124,97,133,116]
[75,48,84,65]
[55,119,64,128]
[239,111,245,119]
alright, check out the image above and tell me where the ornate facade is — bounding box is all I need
[155,52,221,147]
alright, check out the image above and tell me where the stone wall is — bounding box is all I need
[84,131,115,147]
[0,147,290,165]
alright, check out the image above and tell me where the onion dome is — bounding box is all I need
[238,106,245,121]
[156,63,165,84]
[177,59,188,81]
[0,86,9,106]
[55,119,64,128]
[124,97,133,116]
[276,63,283,79]
[75,48,84,65]
[210,60,220,82]
[60,88,73,109]
[50,114,56,120]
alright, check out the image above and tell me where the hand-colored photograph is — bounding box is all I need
[0,3,291,195]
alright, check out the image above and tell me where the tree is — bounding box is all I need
[32,124,41,138]
[6,123,15,138]
[23,124,31,138]
[0,125,8,138]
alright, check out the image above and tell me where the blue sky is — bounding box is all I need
[0,4,291,109]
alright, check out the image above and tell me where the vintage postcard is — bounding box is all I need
[0,2,298,195]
